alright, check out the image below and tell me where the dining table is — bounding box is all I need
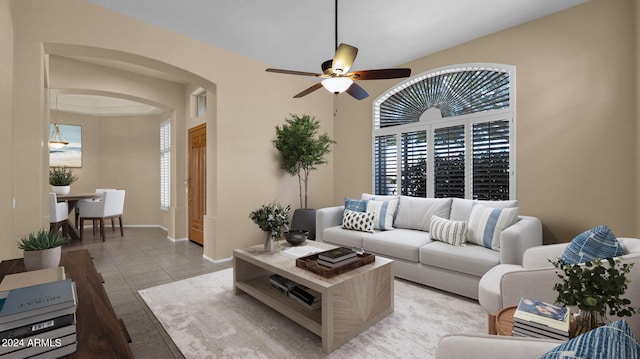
[56,192,102,240]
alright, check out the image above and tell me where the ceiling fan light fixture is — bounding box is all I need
[321,77,353,94]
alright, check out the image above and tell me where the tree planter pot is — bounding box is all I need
[51,185,71,195]
[23,246,62,271]
[291,209,316,240]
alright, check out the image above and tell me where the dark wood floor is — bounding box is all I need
[63,227,232,358]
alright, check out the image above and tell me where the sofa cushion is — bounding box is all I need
[450,198,519,221]
[342,210,374,233]
[540,319,640,359]
[561,225,624,264]
[429,216,467,246]
[362,229,432,262]
[366,199,398,231]
[420,242,500,277]
[344,197,368,212]
[468,204,519,250]
[394,197,452,231]
[323,226,365,248]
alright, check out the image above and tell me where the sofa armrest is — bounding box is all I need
[315,206,344,243]
[435,333,562,359]
[500,267,560,308]
[522,243,568,269]
[499,216,543,265]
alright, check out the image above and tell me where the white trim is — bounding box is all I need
[203,254,232,264]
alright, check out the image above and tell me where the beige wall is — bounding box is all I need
[6,0,334,261]
[1,0,17,259]
[333,0,637,243]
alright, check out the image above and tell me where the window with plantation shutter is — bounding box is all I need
[434,125,465,198]
[401,130,427,197]
[473,120,510,200]
[160,120,170,211]
[374,134,397,195]
[372,64,515,200]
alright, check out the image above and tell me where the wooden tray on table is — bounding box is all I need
[296,252,376,278]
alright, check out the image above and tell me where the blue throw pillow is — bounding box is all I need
[561,225,623,264]
[540,320,640,359]
[344,197,368,212]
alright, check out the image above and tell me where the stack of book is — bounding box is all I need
[512,297,570,340]
[0,267,78,358]
[288,285,321,310]
[270,274,322,310]
[317,247,357,268]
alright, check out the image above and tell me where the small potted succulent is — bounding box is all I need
[550,257,636,335]
[49,166,78,195]
[249,202,290,253]
[17,229,67,271]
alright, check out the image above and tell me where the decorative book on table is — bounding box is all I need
[269,274,298,295]
[0,279,77,331]
[288,285,321,310]
[513,297,570,336]
[317,247,356,263]
[0,313,75,340]
[0,323,76,357]
[0,267,65,292]
[317,256,358,268]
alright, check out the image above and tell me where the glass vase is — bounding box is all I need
[573,310,607,336]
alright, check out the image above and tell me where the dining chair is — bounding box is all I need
[77,190,125,241]
[75,188,116,228]
[49,192,69,238]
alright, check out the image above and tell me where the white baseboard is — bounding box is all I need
[203,254,232,264]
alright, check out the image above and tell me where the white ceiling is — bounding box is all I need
[65,0,590,116]
[86,0,589,73]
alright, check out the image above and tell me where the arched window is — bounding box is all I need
[372,64,515,200]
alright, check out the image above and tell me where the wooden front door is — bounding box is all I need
[188,124,206,245]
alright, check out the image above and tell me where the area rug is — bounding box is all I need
[139,268,485,358]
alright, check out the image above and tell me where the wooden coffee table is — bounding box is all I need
[233,241,394,354]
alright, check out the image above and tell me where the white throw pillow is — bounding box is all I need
[429,216,467,246]
[394,196,452,232]
[450,198,519,221]
[342,209,375,233]
[467,204,519,250]
[366,199,397,231]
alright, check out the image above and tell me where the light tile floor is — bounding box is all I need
[63,226,232,358]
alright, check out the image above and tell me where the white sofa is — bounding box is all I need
[316,196,543,299]
[434,333,562,359]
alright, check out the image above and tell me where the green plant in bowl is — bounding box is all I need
[49,166,78,186]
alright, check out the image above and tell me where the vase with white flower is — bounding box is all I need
[249,202,290,254]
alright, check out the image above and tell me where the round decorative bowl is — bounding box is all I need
[284,230,308,246]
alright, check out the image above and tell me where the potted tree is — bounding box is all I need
[273,114,335,240]
[17,229,67,271]
[49,166,78,195]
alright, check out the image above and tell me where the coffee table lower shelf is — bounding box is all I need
[234,276,322,336]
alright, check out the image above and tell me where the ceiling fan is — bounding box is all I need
[265,0,411,100]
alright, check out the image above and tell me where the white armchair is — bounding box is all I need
[49,192,69,237]
[478,237,640,338]
[77,190,125,241]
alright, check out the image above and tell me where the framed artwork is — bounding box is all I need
[49,123,82,167]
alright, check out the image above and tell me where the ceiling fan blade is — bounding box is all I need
[266,68,322,77]
[350,68,412,80]
[293,83,324,98]
[332,43,358,74]
[346,82,369,100]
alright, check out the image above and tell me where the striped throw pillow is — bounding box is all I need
[366,199,398,231]
[467,204,519,250]
[429,216,467,246]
